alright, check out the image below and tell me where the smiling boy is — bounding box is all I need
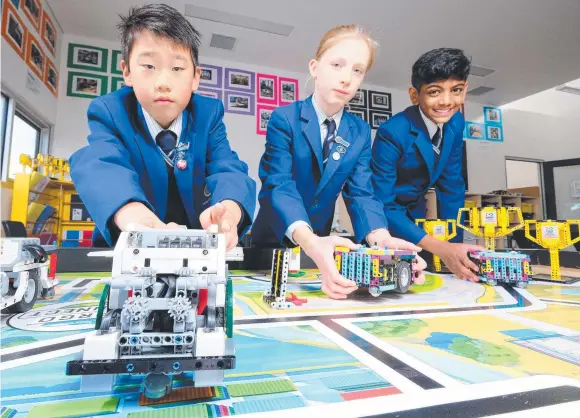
[371,48,485,281]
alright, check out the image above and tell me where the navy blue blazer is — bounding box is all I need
[70,87,256,246]
[371,105,466,245]
[251,96,387,246]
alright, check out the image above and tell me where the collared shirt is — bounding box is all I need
[142,108,183,144]
[419,106,443,150]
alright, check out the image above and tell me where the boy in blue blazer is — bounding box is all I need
[252,25,425,299]
[70,4,255,250]
[371,48,484,281]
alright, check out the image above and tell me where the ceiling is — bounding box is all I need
[47,0,580,106]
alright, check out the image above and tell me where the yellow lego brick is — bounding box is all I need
[334,246,350,253]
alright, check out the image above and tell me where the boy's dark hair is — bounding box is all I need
[117,4,202,71]
[411,48,471,90]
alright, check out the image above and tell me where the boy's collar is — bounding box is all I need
[418,106,443,139]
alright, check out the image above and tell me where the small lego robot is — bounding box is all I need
[1,237,57,313]
[468,250,532,288]
[334,246,418,297]
[66,226,239,399]
[263,249,293,309]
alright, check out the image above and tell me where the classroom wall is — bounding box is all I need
[0,0,62,125]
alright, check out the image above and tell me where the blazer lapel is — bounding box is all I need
[315,112,354,195]
[300,97,324,174]
[408,106,435,180]
[132,101,168,218]
[174,103,196,223]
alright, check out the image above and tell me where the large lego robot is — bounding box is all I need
[1,237,57,313]
[66,226,240,399]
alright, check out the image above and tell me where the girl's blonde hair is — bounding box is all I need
[314,24,379,70]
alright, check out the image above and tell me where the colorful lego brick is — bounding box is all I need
[226,378,297,397]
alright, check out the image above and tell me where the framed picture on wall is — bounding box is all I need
[224,68,255,93]
[256,73,278,105]
[464,121,485,140]
[369,110,392,129]
[486,124,503,142]
[483,106,502,125]
[278,77,299,104]
[349,89,367,108]
[67,43,108,72]
[196,87,223,101]
[224,91,255,116]
[22,0,42,31]
[67,71,108,99]
[25,31,45,80]
[348,107,367,122]
[111,50,123,74]
[199,64,223,89]
[1,1,27,59]
[41,10,56,56]
[368,90,392,111]
[44,58,58,96]
[256,104,276,135]
[110,76,126,92]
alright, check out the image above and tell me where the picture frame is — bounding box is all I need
[368,90,392,111]
[110,76,126,92]
[369,110,392,129]
[224,91,255,116]
[40,9,56,56]
[464,121,485,140]
[486,124,504,142]
[349,89,367,108]
[278,77,299,105]
[67,71,108,99]
[111,50,123,74]
[22,0,42,32]
[256,73,278,105]
[348,107,367,123]
[199,64,223,89]
[1,1,27,59]
[483,106,502,125]
[67,43,108,72]
[224,68,255,93]
[44,57,58,96]
[256,104,276,135]
[25,31,44,80]
[196,87,223,102]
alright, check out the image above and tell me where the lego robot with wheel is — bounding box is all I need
[468,250,532,288]
[1,237,57,313]
[334,245,418,297]
[65,226,238,399]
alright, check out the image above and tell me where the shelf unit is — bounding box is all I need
[10,173,95,246]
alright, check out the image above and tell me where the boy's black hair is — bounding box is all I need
[117,4,202,71]
[411,48,471,91]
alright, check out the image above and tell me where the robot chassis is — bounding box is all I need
[65,226,241,399]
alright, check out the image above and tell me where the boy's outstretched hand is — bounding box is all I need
[199,200,242,251]
[115,202,182,230]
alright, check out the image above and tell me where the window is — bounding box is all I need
[7,112,41,179]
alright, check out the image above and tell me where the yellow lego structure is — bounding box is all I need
[524,220,580,281]
[457,206,524,251]
[415,219,457,272]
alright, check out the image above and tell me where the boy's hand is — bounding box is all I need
[114,202,181,230]
[412,254,427,285]
[294,227,359,299]
[436,242,486,282]
[366,228,426,284]
[199,200,242,251]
